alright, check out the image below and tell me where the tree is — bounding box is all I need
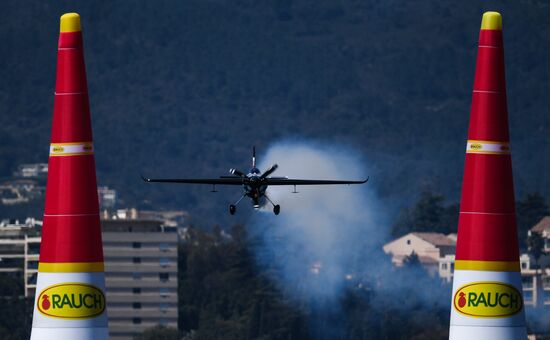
[527,231,545,270]
[411,191,445,232]
[403,251,421,268]
[391,191,457,237]
[136,325,179,340]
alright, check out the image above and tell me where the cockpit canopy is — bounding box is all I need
[250,168,261,175]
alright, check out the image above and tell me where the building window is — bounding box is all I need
[159,273,169,282]
[159,243,170,252]
[132,317,141,324]
[523,291,533,302]
[406,239,411,245]
[133,242,141,249]
[450,263,455,273]
[160,288,170,297]
[133,257,141,264]
[133,302,142,309]
[441,263,447,270]
[133,288,141,294]
[160,258,170,267]
[522,262,527,270]
[133,273,141,280]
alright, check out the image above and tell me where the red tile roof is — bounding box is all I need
[531,216,550,233]
[412,232,456,246]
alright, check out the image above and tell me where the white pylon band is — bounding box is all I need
[31,272,108,340]
[50,142,94,156]
[449,269,526,340]
[466,140,510,155]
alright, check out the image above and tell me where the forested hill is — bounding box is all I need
[1,1,549,225]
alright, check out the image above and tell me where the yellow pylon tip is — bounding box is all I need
[481,11,502,30]
[60,13,81,33]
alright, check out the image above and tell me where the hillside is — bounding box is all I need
[0,1,549,226]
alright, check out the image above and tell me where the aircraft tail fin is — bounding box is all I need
[252,146,256,168]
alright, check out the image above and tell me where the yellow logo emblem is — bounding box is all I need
[37,283,105,319]
[454,282,523,318]
[470,143,483,150]
[52,146,65,153]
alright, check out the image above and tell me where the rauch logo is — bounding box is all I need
[454,281,523,318]
[37,283,105,319]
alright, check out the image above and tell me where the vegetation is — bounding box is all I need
[0,275,32,340]
[391,190,459,237]
[137,325,179,340]
[527,231,545,270]
[176,224,451,340]
[0,1,549,226]
[392,190,549,241]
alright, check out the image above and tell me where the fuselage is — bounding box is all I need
[244,167,268,208]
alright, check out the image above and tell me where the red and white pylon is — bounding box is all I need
[449,12,526,340]
[30,13,108,340]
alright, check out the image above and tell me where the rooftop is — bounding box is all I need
[411,232,456,247]
[531,216,550,233]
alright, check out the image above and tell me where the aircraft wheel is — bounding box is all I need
[273,205,280,215]
[229,205,236,215]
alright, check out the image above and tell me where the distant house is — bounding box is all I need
[529,216,550,253]
[383,232,456,277]
[14,163,48,178]
[522,216,550,308]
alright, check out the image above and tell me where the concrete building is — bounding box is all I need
[438,254,455,283]
[0,218,42,297]
[0,209,180,339]
[98,186,117,209]
[383,232,456,277]
[102,210,179,340]
[522,216,550,308]
[13,163,48,178]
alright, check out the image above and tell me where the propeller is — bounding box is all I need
[260,164,278,179]
[229,168,246,178]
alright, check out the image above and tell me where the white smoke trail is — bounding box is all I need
[249,140,388,303]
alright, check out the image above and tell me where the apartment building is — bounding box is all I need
[0,210,180,339]
[0,219,41,297]
[102,210,179,340]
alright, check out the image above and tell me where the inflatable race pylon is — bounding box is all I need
[449,12,526,340]
[30,13,108,340]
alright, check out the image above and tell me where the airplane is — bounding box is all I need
[141,147,368,215]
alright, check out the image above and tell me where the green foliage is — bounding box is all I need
[0,275,32,339]
[179,225,307,340]
[403,251,422,268]
[392,190,458,237]
[0,1,549,226]
[136,325,179,340]
[527,231,545,269]
[178,225,451,339]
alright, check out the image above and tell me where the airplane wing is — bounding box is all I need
[265,177,368,186]
[141,175,244,185]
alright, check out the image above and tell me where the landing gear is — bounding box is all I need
[265,195,281,216]
[229,194,246,215]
